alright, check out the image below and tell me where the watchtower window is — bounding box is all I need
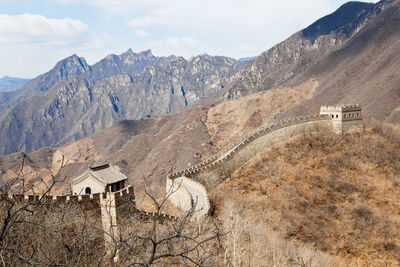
[331,115,334,118]
[85,187,91,194]
[336,115,339,118]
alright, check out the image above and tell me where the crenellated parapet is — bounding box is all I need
[320,104,363,133]
[320,104,361,112]
[168,114,332,180]
[3,185,135,209]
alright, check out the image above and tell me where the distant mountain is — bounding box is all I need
[238,57,256,64]
[0,76,29,92]
[0,52,241,155]
[90,49,174,82]
[225,0,395,99]
[0,50,173,108]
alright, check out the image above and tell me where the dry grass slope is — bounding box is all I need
[211,123,400,266]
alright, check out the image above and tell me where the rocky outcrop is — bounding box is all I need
[90,49,173,82]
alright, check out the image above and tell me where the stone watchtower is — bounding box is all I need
[320,104,363,134]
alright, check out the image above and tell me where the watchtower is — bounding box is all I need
[320,104,363,134]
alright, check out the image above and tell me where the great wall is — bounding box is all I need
[166,104,363,216]
[0,104,363,262]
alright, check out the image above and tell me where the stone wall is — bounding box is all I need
[169,115,332,180]
[166,176,210,217]
[166,114,342,216]
[169,115,332,189]
[180,177,210,217]
[3,186,140,263]
[166,177,193,212]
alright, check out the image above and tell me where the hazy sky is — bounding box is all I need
[0,0,377,78]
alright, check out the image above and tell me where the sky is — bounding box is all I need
[0,0,377,78]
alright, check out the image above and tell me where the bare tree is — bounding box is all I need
[0,156,224,266]
[0,154,105,266]
[111,179,224,266]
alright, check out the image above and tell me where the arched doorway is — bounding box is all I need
[85,187,91,194]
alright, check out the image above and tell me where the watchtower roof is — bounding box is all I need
[89,164,127,184]
[72,164,127,185]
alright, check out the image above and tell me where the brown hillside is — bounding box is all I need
[211,125,400,266]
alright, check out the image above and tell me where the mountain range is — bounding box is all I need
[0,50,241,155]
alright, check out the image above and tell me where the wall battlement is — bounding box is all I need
[4,185,135,208]
[169,114,332,180]
[320,104,363,133]
[320,104,361,112]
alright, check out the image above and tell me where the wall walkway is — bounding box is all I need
[167,114,334,215]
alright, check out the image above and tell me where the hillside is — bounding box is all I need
[210,125,400,266]
[0,50,167,107]
[2,0,400,265]
[225,0,394,99]
[279,0,400,124]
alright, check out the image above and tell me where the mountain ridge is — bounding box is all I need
[0,52,241,155]
[0,49,173,108]
[224,0,394,99]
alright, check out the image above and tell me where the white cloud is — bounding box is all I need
[128,16,167,30]
[148,37,210,58]
[0,14,88,45]
[0,14,116,78]
[134,29,151,37]
[55,0,167,14]
[127,16,167,37]
[2,0,358,77]
[58,0,336,58]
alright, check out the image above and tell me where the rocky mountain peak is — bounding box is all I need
[302,1,377,41]
[120,49,155,63]
[138,49,153,58]
[53,54,91,80]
